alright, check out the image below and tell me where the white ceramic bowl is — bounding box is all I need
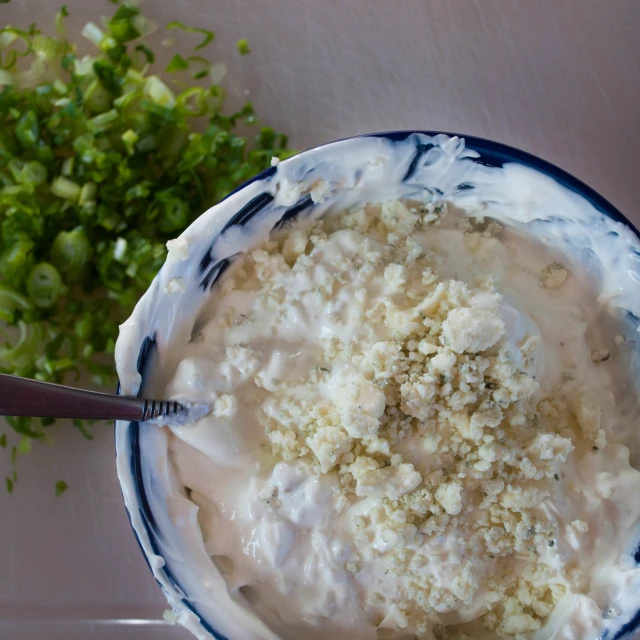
[115,131,640,640]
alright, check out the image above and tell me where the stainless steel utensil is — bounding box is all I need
[0,373,197,424]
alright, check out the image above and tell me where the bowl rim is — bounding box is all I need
[224,129,637,236]
[116,129,640,640]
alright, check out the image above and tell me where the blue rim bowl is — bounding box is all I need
[115,130,640,640]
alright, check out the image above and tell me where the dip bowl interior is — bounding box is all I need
[114,131,640,640]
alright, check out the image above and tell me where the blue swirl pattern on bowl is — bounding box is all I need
[115,131,640,640]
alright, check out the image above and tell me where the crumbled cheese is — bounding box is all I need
[570,519,589,533]
[431,351,457,372]
[270,156,280,166]
[483,221,503,237]
[381,200,419,236]
[356,463,422,500]
[441,308,505,353]
[163,609,178,623]
[166,237,189,261]
[342,411,380,439]
[164,277,186,295]
[574,393,606,449]
[193,200,615,639]
[310,179,331,204]
[418,339,438,355]
[307,426,352,472]
[340,378,386,419]
[278,178,306,206]
[384,263,408,292]
[591,348,611,363]
[501,611,541,634]
[435,481,463,515]
[282,228,309,264]
[213,394,237,418]
[614,334,625,346]
[541,262,568,288]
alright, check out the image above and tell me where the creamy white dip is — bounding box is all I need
[115,134,640,640]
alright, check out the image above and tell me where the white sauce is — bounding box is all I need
[114,134,640,640]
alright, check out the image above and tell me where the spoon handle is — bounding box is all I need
[0,373,182,422]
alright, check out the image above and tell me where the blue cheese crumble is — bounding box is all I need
[164,199,640,640]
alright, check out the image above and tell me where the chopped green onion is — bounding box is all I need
[186,55,210,80]
[237,38,250,55]
[88,108,119,133]
[125,67,145,86]
[50,176,81,201]
[52,78,67,94]
[61,157,74,176]
[20,161,48,185]
[51,228,91,279]
[8,58,47,89]
[0,321,44,373]
[73,56,95,76]
[55,480,68,496]
[55,5,69,37]
[83,78,112,113]
[26,263,63,308]
[33,34,66,60]
[18,435,31,455]
[0,0,292,489]
[78,182,97,206]
[15,110,39,148]
[209,61,227,85]
[99,36,119,53]
[82,22,105,47]
[166,54,189,73]
[108,3,143,43]
[176,87,208,117]
[134,44,155,65]
[93,60,122,93]
[144,75,176,107]
[0,68,13,85]
[135,134,156,152]
[165,54,211,79]
[113,237,127,261]
[166,21,214,51]
[121,128,139,154]
[0,27,33,70]
[0,286,32,323]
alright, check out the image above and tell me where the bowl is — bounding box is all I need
[114,131,640,640]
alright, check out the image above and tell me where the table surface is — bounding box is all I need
[2,0,640,638]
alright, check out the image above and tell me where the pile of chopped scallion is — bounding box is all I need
[0,0,293,493]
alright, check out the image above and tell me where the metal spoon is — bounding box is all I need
[0,373,209,426]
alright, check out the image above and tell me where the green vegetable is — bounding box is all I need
[18,435,31,454]
[50,176,81,201]
[237,38,251,55]
[51,228,91,279]
[166,22,215,51]
[55,479,68,496]
[0,2,293,486]
[26,263,63,308]
[55,6,69,37]
[166,54,189,73]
